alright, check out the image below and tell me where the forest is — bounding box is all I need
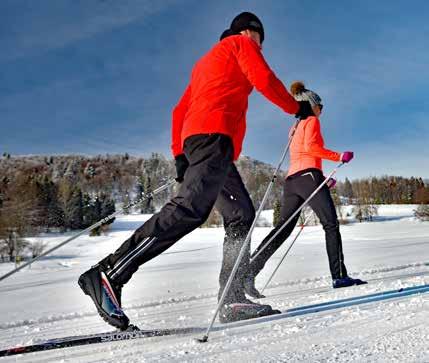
[1,153,428,260]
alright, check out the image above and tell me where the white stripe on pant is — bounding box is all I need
[108,237,156,280]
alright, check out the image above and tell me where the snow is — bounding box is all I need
[0,205,428,362]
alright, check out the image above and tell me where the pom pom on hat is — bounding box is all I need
[290,81,306,96]
[290,81,322,107]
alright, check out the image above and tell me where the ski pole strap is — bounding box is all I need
[0,178,176,283]
[250,163,344,264]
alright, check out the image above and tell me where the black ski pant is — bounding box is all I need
[99,134,255,303]
[249,168,347,280]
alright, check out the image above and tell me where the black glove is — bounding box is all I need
[175,154,189,183]
[295,101,314,120]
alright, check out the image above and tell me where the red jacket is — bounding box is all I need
[171,35,299,160]
[287,116,341,177]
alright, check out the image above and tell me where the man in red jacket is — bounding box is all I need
[79,12,305,329]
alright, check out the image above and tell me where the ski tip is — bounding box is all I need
[196,335,208,343]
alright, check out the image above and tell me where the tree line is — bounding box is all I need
[272,176,429,226]
[0,172,115,261]
[336,176,428,205]
[0,153,284,233]
[0,153,428,260]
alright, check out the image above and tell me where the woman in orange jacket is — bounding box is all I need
[245,82,367,298]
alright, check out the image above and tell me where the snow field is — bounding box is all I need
[0,205,428,362]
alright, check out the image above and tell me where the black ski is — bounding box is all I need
[2,283,428,357]
[0,326,203,357]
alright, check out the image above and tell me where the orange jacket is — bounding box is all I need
[287,116,341,177]
[171,35,299,160]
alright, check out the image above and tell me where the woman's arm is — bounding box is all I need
[304,117,341,161]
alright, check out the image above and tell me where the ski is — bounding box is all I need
[211,283,429,330]
[285,283,429,316]
[264,268,429,301]
[0,326,203,357]
[1,283,428,357]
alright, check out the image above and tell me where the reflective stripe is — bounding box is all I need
[339,242,344,278]
[109,237,156,280]
[301,172,315,182]
[101,271,120,308]
[107,237,151,277]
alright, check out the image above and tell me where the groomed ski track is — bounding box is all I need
[1,283,428,357]
[0,267,428,362]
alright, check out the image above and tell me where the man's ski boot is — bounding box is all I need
[332,276,367,289]
[219,298,280,324]
[243,275,265,299]
[78,264,129,330]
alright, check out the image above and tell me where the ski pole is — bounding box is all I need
[260,214,310,295]
[0,178,176,283]
[250,163,344,265]
[197,119,300,343]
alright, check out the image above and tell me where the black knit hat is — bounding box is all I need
[230,12,264,43]
[219,28,237,41]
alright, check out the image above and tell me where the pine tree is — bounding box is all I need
[84,194,116,236]
[343,177,353,202]
[135,175,155,214]
[33,176,64,230]
[273,199,281,227]
[82,193,95,228]
[330,187,344,222]
[142,176,155,213]
[100,194,115,225]
[122,192,131,215]
[61,183,83,230]
[46,180,64,229]
[135,176,145,213]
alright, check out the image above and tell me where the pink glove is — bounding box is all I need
[341,151,354,163]
[326,177,336,189]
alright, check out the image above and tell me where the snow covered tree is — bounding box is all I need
[414,204,429,221]
[59,181,83,230]
[81,193,115,236]
[28,241,47,258]
[100,195,115,224]
[136,175,155,214]
[352,202,378,222]
[82,194,96,228]
[0,230,30,261]
[121,192,131,215]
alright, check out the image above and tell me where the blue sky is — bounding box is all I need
[1,0,428,180]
